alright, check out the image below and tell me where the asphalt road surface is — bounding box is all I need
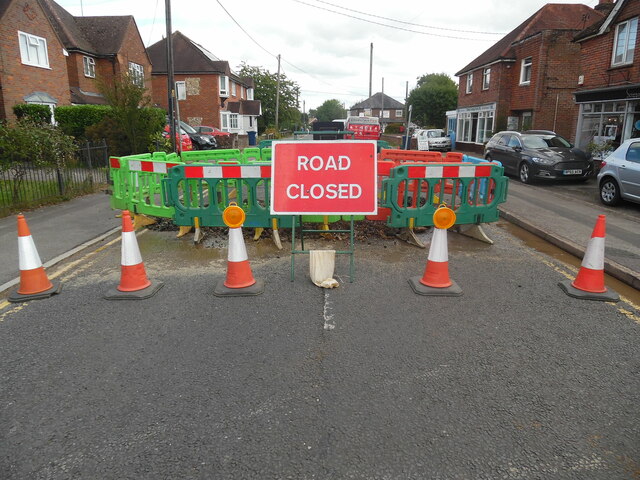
[1,222,639,479]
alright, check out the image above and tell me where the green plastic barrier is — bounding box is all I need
[109,156,128,211]
[259,139,273,149]
[260,147,272,162]
[381,162,508,228]
[242,147,262,164]
[181,149,243,164]
[162,163,298,229]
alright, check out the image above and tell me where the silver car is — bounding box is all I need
[598,139,640,206]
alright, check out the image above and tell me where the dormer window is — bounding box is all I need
[83,56,95,78]
[612,17,638,66]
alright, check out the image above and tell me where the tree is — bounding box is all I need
[406,73,458,128]
[91,72,165,155]
[313,99,347,122]
[237,63,301,133]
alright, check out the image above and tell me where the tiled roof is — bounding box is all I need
[39,0,133,55]
[574,0,621,41]
[350,92,404,110]
[455,3,605,75]
[147,31,231,75]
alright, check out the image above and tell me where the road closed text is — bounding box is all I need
[271,141,377,214]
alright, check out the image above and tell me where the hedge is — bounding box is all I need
[13,104,52,124]
[54,105,112,138]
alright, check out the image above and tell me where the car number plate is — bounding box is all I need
[563,169,582,175]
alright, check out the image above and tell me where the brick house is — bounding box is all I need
[147,31,260,135]
[349,92,405,130]
[0,0,149,122]
[39,0,151,106]
[573,0,640,149]
[454,3,604,153]
[0,0,70,121]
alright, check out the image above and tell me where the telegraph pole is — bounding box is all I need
[368,43,373,98]
[165,0,176,152]
[275,54,281,132]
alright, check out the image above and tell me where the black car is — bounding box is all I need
[484,131,593,183]
[179,120,217,150]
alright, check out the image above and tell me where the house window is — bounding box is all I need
[482,67,491,90]
[466,73,473,94]
[522,111,532,131]
[382,110,390,118]
[18,31,49,68]
[520,57,532,85]
[395,109,403,117]
[128,62,144,87]
[612,17,638,66]
[231,82,236,96]
[477,111,494,143]
[220,76,229,96]
[229,113,238,129]
[364,108,371,116]
[220,112,229,131]
[83,56,95,78]
[246,88,254,100]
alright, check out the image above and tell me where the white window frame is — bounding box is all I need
[83,56,95,78]
[229,113,239,130]
[466,73,473,94]
[612,17,638,66]
[18,31,49,68]
[482,67,491,90]
[128,62,144,87]
[382,110,390,118]
[246,87,254,100]
[220,75,229,97]
[395,109,403,117]
[231,81,237,96]
[220,111,230,131]
[520,57,532,85]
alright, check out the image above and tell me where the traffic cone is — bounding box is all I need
[559,215,619,302]
[104,210,163,300]
[214,226,264,296]
[8,214,61,302]
[409,227,462,296]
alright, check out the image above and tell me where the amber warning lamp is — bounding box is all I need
[433,204,456,229]
[222,202,245,228]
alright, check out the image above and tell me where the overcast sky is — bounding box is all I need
[55,0,602,111]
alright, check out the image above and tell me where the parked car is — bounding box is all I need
[194,125,231,138]
[179,121,217,150]
[162,124,193,151]
[484,131,594,183]
[597,138,640,206]
[413,128,451,152]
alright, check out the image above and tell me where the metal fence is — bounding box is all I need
[0,139,109,216]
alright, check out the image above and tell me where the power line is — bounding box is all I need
[294,0,498,41]
[215,0,277,59]
[310,0,506,35]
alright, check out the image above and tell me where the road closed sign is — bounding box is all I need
[270,141,377,215]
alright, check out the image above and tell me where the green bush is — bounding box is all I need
[384,123,404,134]
[13,104,52,124]
[55,105,112,138]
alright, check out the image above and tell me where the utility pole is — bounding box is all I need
[381,77,385,120]
[368,43,373,98]
[275,54,281,132]
[165,0,176,152]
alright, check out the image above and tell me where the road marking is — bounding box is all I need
[323,291,335,330]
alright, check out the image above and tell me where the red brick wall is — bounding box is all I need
[115,20,151,87]
[0,0,70,120]
[579,1,640,89]
[152,73,222,128]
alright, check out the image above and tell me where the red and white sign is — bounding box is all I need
[270,141,377,215]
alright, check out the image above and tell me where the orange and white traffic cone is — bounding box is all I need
[214,203,264,296]
[409,227,462,296]
[559,215,618,302]
[104,210,163,300]
[8,214,61,302]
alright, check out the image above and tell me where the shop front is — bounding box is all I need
[574,84,640,151]
[456,103,496,153]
